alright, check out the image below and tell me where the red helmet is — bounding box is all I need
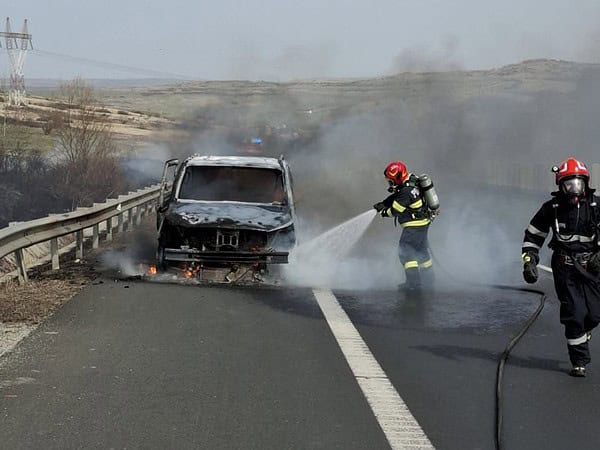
[554,157,589,185]
[384,161,409,185]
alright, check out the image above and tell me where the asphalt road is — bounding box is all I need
[1,272,600,449]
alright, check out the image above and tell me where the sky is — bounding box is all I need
[2,0,600,81]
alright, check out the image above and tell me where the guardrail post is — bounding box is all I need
[15,249,28,284]
[50,238,60,270]
[92,224,100,249]
[106,217,113,242]
[76,230,84,259]
[117,213,124,233]
[135,206,142,227]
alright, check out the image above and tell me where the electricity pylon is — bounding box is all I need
[0,18,33,108]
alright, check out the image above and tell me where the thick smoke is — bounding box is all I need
[279,61,600,289]
[127,59,600,289]
[121,143,173,185]
[99,222,158,277]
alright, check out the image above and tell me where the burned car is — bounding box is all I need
[156,155,296,281]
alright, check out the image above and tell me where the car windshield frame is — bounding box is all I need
[176,165,287,205]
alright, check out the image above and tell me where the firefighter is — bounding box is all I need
[373,161,438,290]
[522,157,600,377]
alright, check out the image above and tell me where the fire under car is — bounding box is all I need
[156,155,297,282]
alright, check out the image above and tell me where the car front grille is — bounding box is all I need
[178,228,268,252]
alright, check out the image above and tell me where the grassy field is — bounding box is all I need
[0,90,177,154]
[0,122,55,153]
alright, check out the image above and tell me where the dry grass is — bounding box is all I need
[0,279,82,323]
[0,258,97,323]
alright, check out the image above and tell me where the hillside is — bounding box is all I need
[96,58,600,230]
[1,58,600,235]
[98,59,599,118]
[0,93,179,152]
[2,58,600,162]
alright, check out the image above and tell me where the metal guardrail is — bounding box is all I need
[0,184,161,284]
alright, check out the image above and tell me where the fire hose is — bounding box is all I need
[428,248,547,450]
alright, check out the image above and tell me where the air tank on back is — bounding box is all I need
[417,174,440,210]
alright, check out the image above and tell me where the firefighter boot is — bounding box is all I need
[569,333,593,377]
[399,266,421,291]
[570,366,586,377]
[419,266,435,290]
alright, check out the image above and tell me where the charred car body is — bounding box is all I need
[156,155,296,280]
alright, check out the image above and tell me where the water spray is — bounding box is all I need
[284,209,377,288]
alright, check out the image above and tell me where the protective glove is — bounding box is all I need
[589,251,600,274]
[523,262,538,284]
[373,202,386,212]
[373,202,390,217]
[522,252,539,284]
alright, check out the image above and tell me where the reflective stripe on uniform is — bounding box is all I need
[404,261,419,269]
[391,201,406,213]
[567,334,588,346]
[522,241,541,250]
[408,199,423,209]
[527,224,548,238]
[556,233,596,243]
[522,252,531,263]
[401,218,431,228]
[419,259,433,268]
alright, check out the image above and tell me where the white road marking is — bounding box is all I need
[312,288,434,450]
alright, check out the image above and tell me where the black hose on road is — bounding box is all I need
[487,285,546,450]
[428,249,548,450]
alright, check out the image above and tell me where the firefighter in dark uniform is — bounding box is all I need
[522,157,600,377]
[374,161,436,290]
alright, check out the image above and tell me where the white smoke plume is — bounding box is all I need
[121,60,600,290]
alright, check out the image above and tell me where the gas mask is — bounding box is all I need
[560,177,586,203]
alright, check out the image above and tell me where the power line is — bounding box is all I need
[32,48,193,80]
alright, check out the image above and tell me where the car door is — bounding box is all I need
[157,158,179,229]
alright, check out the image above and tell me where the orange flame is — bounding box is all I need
[148,265,157,276]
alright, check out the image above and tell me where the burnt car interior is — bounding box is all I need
[156,156,296,279]
[178,166,286,204]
